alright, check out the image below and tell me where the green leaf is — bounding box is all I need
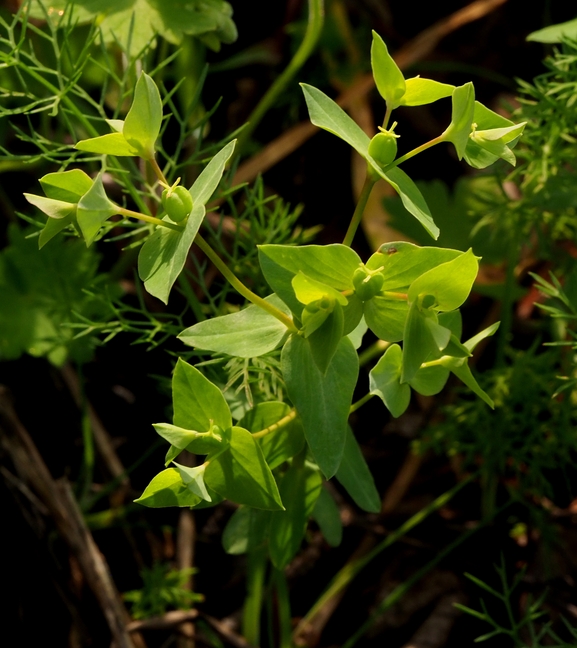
[469,122,526,167]
[369,167,439,240]
[370,31,405,109]
[259,244,361,315]
[300,83,370,157]
[527,18,577,43]
[152,423,225,455]
[364,296,408,342]
[222,507,271,555]
[135,468,201,508]
[401,301,443,383]
[238,402,306,470]
[75,132,139,156]
[335,427,380,513]
[190,139,236,207]
[39,169,94,202]
[312,487,342,547]
[408,364,450,396]
[24,194,75,219]
[138,140,235,303]
[39,214,75,249]
[76,174,118,246]
[204,426,283,510]
[123,72,163,158]
[282,335,358,478]
[441,83,475,160]
[369,343,411,417]
[178,295,289,357]
[463,102,518,169]
[347,315,368,350]
[399,77,454,107]
[269,462,322,569]
[172,357,232,432]
[307,302,345,374]
[441,357,494,408]
[463,321,500,353]
[173,462,212,501]
[292,272,348,306]
[408,249,479,311]
[367,242,461,290]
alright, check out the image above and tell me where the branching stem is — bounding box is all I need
[116,206,183,232]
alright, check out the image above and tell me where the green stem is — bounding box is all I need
[383,135,445,172]
[342,175,376,247]
[358,340,390,367]
[341,498,513,648]
[148,156,168,185]
[195,233,298,333]
[295,473,475,637]
[349,392,374,413]
[273,568,293,648]
[253,410,297,439]
[242,546,268,646]
[116,206,184,232]
[236,0,325,155]
[382,105,392,130]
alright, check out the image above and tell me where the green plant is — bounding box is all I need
[19,23,527,642]
[123,562,203,620]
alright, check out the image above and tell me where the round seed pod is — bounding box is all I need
[368,131,398,167]
[353,266,385,301]
[161,185,193,222]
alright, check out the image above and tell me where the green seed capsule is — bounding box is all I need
[368,131,398,167]
[353,266,384,302]
[161,185,193,222]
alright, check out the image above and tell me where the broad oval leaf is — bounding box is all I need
[204,426,283,510]
[172,357,232,432]
[39,169,93,202]
[282,335,358,478]
[75,132,139,156]
[408,249,479,311]
[135,468,201,508]
[408,365,450,396]
[190,139,236,207]
[369,343,411,417]
[399,77,454,107]
[178,295,290,357]
[364,296,408,342]
[24,194,75,219]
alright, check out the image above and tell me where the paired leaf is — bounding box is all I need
[178,295,290,357]
[39,169,94,202]
[174,462,212,502]
[369,343,411,417]
[123,72,163,158]
[335,427,380,513]
[153,423,224,456]
[204,426,283,510]
[76,174,118,246]
[75,132,139,156]
[135,468,202,508]
[282,335,358,478]
[399,78,454,107]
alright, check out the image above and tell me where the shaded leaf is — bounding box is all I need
[312,487,343,547]
[369,343,411,417]
[336,427,380,513]
[135,468,201,508]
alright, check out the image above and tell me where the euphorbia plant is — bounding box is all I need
[24,29,524,641]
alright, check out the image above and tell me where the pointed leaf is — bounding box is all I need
[76,174,118,246]
[369,344,411,417]
[369,167,439,239]
[39,169,93,202]
[282,335,358,478]
[239,402,306,470]
[307,302,345,374]
[269,462,322,569]
[401,301,440,383]
[300,83,370,157]
[399,77,454,107]
[190,139,236,207]
[222,506,252,555]
[172,357,232,432]
[335,427,380,513]
[408,249,479,311]
[364,296,409,342]
[152,423,224,454]
[178,295,290,357]
[370,31,405,109]
[174,462,212,501]
[123,72,163,158]
[312,487,343,547]
[442,83,475,159]
[441,357,494,407]
[75,132,139,156]
[135,468,201,508]
[205,426,283,510]
[463,321,500,353]
[527,18,577,43]
[24,194,75,219]
[38,213,75,249]
[292,272,348,306]
[463,101,519,169]
[138,203,202,303]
